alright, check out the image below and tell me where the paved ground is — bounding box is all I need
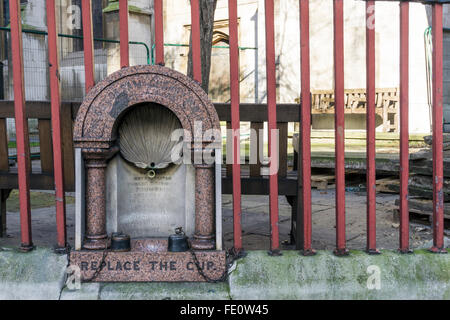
[222,190,443,251]
[1,203,77,248]
[1,189,446,251]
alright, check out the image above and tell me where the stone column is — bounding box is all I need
[82,147,118,250]
[191,147,216,250]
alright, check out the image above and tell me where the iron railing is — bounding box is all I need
[2,0,449,255]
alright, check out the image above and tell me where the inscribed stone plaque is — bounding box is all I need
[106,155,195,238]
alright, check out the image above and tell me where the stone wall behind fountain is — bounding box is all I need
[106,155,195,238]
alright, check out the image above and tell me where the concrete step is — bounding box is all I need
[0,246,448,300]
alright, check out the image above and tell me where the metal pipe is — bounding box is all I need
[0,27,151,66]
[46,0,67,251]
[0,61,3,100]
[162,43,257,50]
[430,3,446,254]
[119,0,129,68]
[154,0,164,65]
[81,0,95,92]
[425,27,433,133]
[399,1,411,253]
[366,0,379,254]
[190,0,202,83]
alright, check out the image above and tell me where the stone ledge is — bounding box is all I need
[228,250,450,300]
[60,283,101,300]
[0,246,449,300]
[60,281,230,300]
[0,246,67,300]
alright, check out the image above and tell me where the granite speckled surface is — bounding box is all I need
[82,148,118,250]
[73,65,220,148]
[72,66,221,276]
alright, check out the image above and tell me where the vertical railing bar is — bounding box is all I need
[333,0,348,256]
[366,0,379,255]
[299,0,315,256]
[190,0,202,83]
[264,0,280,255]
[154,0,165,66]
[119,0,130,68]
[430,3,446,254]
[228,0,243,253]
[399,1,411,254]
[46,0,67,250]
[9,0,33,252]
[81,0,95,93]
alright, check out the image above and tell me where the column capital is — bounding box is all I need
[82,146,119,161]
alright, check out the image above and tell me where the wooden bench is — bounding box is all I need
[296,88,399,133]
[0,101,301,246]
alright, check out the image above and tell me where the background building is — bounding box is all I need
[1,0,450,134]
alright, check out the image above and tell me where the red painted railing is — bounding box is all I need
[431,3,446,253]
[399,1,410,253]
[154,0,165,66]
[190,0,202,83]
[299,0,313,256]
[81,0,95,93]
[7,0,447,255]
[46,0,67,250]
[333,0,347,256]
[264,0,281,255]
[120,0,130,68]
[228,0,243,253]
[366,0,377,254]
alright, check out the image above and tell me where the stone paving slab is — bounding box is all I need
[0,246,67,300]
[0,204,76,248]
[0,246,449,300]
[98,282,230,300]
[61,282,231,300]
[2,190,443,251]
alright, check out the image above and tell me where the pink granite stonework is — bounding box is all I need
[70,240,226,282]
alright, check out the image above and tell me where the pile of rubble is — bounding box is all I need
[392,134,450,225]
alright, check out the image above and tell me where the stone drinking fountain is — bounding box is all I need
[69,65,225,282]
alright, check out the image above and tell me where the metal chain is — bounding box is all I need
[65,237,240,284]
[83,238,110,283]
[189,246,245,283]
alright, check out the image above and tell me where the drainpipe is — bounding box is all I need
[0,61,3,100]
[425,26,433,133]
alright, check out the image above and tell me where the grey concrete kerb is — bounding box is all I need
[0,247,448,300]
[0,246,67,300]
[228,250,450,300]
